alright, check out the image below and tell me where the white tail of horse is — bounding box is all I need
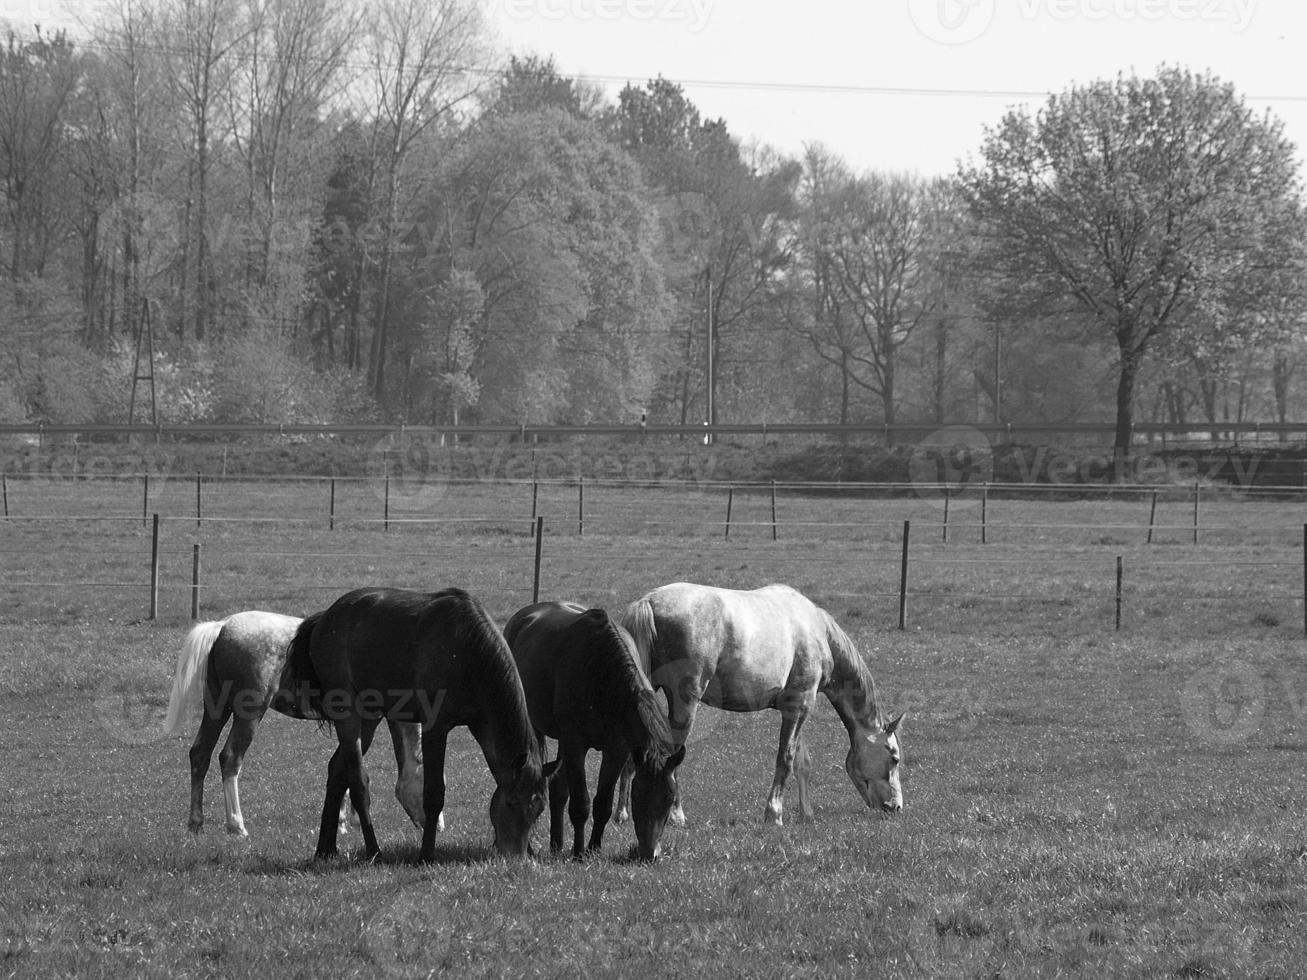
[620,597,657,679]
[163,619,226,737]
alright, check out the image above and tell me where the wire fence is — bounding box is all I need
[1,475,1304,635]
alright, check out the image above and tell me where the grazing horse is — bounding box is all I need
[163,610,426,837]
[503,601,685,862]
[283,587,558,862]
[618,583,905,826]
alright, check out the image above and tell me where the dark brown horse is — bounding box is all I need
[163,610,425,837]
[504,601,684,861]
[283,587,558,862]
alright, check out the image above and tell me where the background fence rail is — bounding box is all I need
[1,477,1303,636]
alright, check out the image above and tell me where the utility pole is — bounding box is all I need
[705,263,715,446]
[129,297,158,427]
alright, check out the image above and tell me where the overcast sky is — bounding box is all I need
[29,0,1307,176]
[488,0,1307,175]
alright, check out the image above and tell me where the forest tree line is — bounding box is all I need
[1,0,1305,460]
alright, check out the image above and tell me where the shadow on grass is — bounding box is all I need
[241,840,539,876]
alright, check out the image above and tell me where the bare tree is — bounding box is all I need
[157,0,247,341]
[229,0,359,291]
[355,0,489,402]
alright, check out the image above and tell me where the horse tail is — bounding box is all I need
[619,596,657,679]
[281,611,325,718]
[163,618,227,737]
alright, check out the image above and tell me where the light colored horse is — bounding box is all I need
[617,583,904,826]
[164,610,429,837]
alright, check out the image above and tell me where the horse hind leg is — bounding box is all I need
[187,705,231,833]
[586,749,625,855]
[217,710,264,836]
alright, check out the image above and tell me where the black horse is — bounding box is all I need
[283,587,558,862]
[503,601,685,861]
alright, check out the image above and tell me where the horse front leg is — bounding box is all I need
[418,726,449,863]
[765,692,815,826]
[586,747,626,855]
[614,757,634,824]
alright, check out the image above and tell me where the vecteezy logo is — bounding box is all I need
[649,658,723,746]
[1180,660,1266,746]
[366,433,450,511]
[363,888,454,978]
[94,677,170,746]
[907,425,994,506]
[906,0,996,44]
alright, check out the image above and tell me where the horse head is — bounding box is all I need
[629,743,686,861]
[489,751,560,858]
[845,712,906,814]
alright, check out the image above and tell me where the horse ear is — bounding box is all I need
[668,744,687,769]
[884,711,906,735]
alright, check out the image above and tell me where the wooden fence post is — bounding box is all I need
[724,486,734,540]
[1192,482,1200,545]
[1115,555,1123,630]
[531,481,539,537]
[384,476,390,531]
[1147,488,1158,545]
[149,514,160,620]
[329,478,336,531]
[533,516,545,602]
[981,483,988,545]
[191,543,201,620]
[770,480,778,541]
[577,478,584,536]
[898,519,911,631]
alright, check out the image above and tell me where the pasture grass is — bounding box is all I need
[2,481,1306,977]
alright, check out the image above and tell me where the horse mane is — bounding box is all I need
[451,592,539,759]
[585,610,677,767]
[281,610,327,723]
[819,606,882,725]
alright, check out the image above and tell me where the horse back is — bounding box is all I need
[634,582,827,696]
[299,587,504,724]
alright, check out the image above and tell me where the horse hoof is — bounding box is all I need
[225,824,249,837]
[187,822,202,834]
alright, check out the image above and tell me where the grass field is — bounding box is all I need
[2,478,1306,978]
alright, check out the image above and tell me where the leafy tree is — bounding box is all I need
[482,54,604,120]
[608,77,799,427]
[402,108,670,424]
[958,66,1307,466]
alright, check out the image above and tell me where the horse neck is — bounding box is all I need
[594,633,674,760]
[821,617,881,738]
[469,630,537,767]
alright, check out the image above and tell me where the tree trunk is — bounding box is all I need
[1113,347,1141,477]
